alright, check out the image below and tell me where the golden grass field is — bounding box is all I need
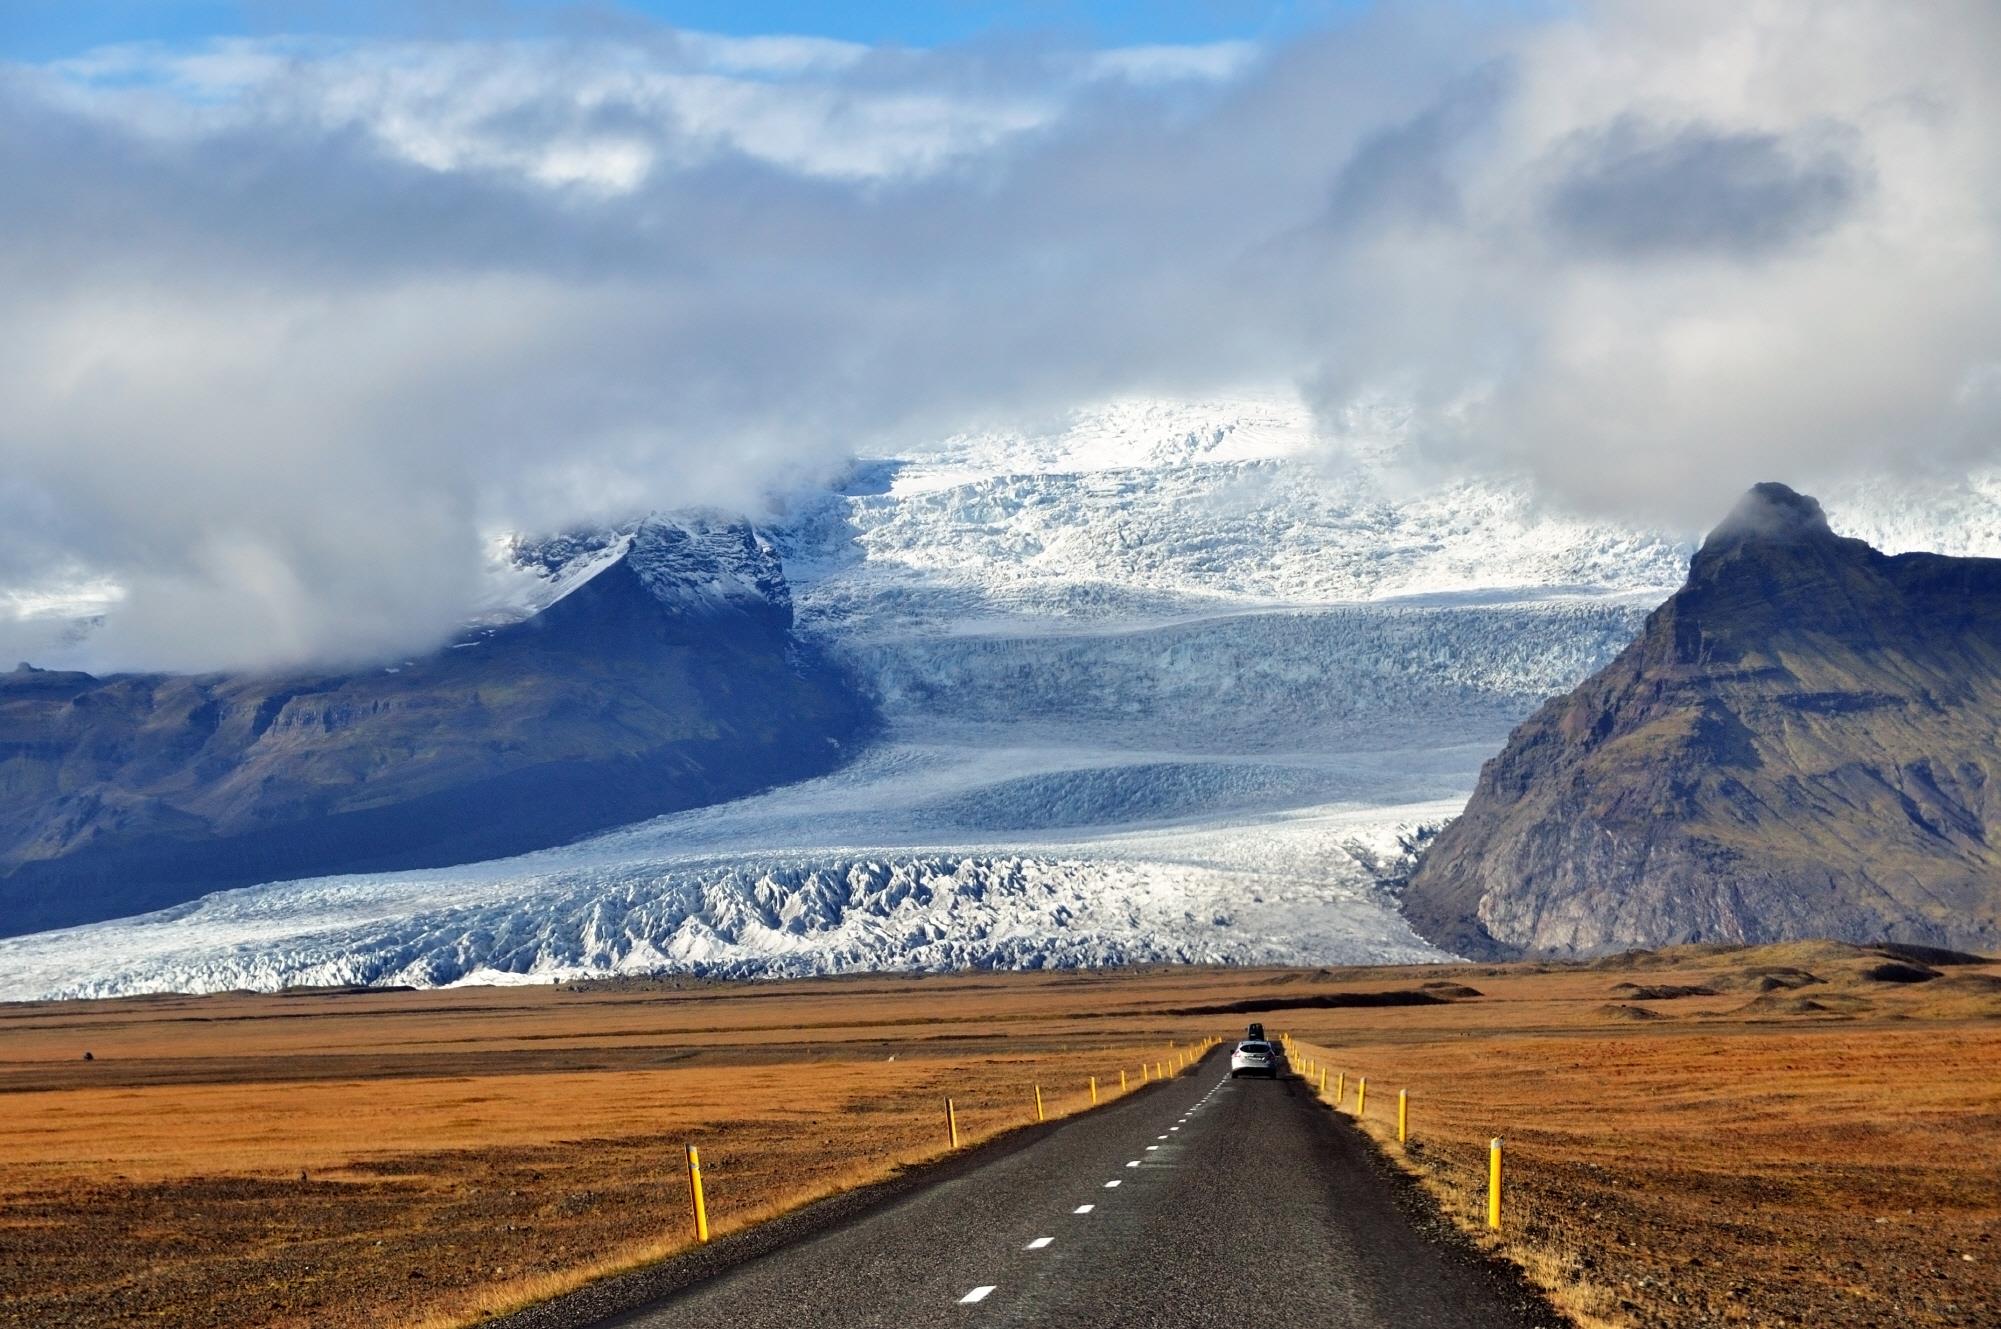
[1,943,1997,1329]
[1290,942,2001,1328]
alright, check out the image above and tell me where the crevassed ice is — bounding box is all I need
[12,394,2001,999]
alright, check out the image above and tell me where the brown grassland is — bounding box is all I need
[1291,942,2001,1328]
[1,943,1997,1329]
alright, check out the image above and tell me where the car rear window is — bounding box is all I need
[1237,1042,1270,1053]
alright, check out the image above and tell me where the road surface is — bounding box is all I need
[600,1052,1554,1329]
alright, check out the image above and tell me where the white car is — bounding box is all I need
[1229,1040,1279,1078]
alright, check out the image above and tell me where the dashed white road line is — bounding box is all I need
[1073,1204,1094,1214]
[960,1286,996,1304]
[1125,1160,1140,1168]
[1103,1179,1122,1188]
[1025,1237,1054,1250]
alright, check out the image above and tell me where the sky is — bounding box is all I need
[2,0,1998,671]
[0,2,1365,58]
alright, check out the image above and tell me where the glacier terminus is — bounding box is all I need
[8,394,2001,999]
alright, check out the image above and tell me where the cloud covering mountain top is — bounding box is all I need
[3,1,1997,671]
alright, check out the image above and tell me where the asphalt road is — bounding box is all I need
[601,1052,1555,1329]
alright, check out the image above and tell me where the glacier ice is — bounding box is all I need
[9,393,2001,999]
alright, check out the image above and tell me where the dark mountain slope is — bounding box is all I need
[0,518,873,936]
[1403,483,2001,958]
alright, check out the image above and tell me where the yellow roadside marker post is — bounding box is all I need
[1090,1075,1098,1105]
[685,1145,710,1244]
[1488,1138,1503,1229]
[1336,1071,1345,1103]
[1397,1089,1408,1144]
[1035,1084,1045,1122]
[1356,1077,1367,1118]
[1318,1068,1326,1095]
[1120,1068,1128,1092]
[946,1097,960,1148]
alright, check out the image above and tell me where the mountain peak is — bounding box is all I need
[623,513,791,627]
[1701,482,1833,550]
[503,511,794,633]
[1403,480,2001,959]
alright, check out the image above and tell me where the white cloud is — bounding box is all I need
[0,2,1996,671]
[1086,41,1260,85]
[38,33,1062,186]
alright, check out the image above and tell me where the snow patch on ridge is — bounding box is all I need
[483,512,788,624]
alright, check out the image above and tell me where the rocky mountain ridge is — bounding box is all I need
[0,518,871,936]
[1402,483,2001,957]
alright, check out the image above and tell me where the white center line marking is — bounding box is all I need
[960,1286,996,1304]
[1170,1127,1180,1132]
[1145,1145,1159,1151]
[1125,1160,1140,1168]
[1026,1237,1054,1250]
[1157,1135,1169,1140]
[1103,1179,1122,1188]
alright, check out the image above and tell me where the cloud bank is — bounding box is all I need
[2,1,1997,670]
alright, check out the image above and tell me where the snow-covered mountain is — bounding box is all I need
[487,513,793,629]
[0,515,868,940]
[7,393,2000,999]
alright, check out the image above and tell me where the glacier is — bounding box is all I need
[7,392,2000,1000]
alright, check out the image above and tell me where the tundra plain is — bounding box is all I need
[1,944,1997,1329]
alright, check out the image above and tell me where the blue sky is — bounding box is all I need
[0,1,1365,60]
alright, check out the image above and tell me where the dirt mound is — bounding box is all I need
[275,984,418,997]
[1419,981,1485,999]
[1709,966,1824,993]
[1735,991,1875,1017]
[1731,940,1872,968]
[1860,961,1941,984]
[1168,990,1446,1016]
[1609,983,1717,1000]
[1869,942,1991,967]
[1589,948,1681,971]
[1736,994,1835,1016]
[1938,973,2001,993]
[1598,1003,1665,1021]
